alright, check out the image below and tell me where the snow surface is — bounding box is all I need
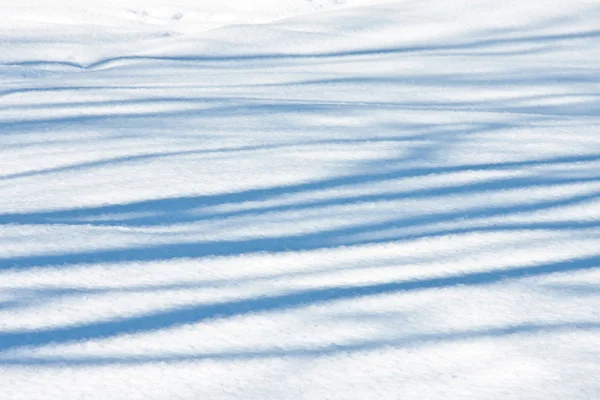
[1,0,600,398]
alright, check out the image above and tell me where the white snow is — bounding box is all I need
[1,0,600,399]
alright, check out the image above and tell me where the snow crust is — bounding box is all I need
[1,0,600,398]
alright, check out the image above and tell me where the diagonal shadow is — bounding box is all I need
[2,152,599,226]
[0,255,597,352]
[1,320,598,366]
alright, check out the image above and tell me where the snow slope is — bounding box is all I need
[1,0,600,399]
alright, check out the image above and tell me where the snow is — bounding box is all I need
[1,0,600,398]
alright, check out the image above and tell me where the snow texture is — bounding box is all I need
[1,0,600,398]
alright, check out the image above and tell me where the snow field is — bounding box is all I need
[1,0,600,398]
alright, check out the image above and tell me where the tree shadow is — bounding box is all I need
[0,255,598,354]
[1,320,599,366]
[2,13,600,371]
